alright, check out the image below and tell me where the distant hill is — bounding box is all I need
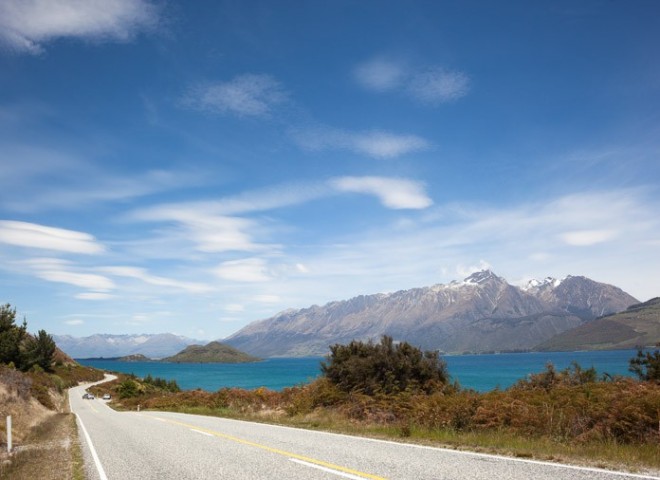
[225,270,638,357]
[53,333,202,359]
[536,297,660,351]
[118,354,152,362]
[162,341,260,363]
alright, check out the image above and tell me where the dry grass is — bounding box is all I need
[0,364,101,479]
[0,411,83,480]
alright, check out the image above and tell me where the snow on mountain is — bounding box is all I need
[225,270,638,357]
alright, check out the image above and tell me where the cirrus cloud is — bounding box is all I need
[330,176,433,209]
[354,57,470,105]
[182,74,287,118]
[290,127,429,159]
[406,68,470,105]
[353,57,406,92]
[101,265,213,293]
[559,229,618,246]
[21,258,115,292]
[214,258,272,282]
[0,220,105,254]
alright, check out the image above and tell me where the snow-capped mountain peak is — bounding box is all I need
[464,269,501,285]
[523,276,564,291]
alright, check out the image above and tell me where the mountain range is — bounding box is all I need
[53,333,201,359]
[224,270,639,357]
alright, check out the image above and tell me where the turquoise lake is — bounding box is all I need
[78,349,638,393]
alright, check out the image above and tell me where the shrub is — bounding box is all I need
[629,346,660,383]
[142,374,181,393]
[117,379,140,398]
[321,336,448,395]
[514,362,598,391]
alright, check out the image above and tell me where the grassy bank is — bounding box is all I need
[0,363,103,479]
[0,412,85,480]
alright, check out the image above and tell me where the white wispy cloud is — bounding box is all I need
[252,294,280,304]
[353,57,406,92]
[64,319,84,325]
[456,260,493,278]
[75,292,115,301]
[558,229,618,246]
[330,176,433,209]
[101,265,213,293]
[126,182,334,257]
[214,258,271,282]
[0,220,105,254]
[224,303,245,313]
[290,127,429,159]
[406,68,470,105]
[130,206,262,253]
[354,56,470,105]
[182,74,287,117]
[0,0,159,54]
[36,169,203,211]
[37,269,116,291]
[0,140,205,213]
[22,258,115,291]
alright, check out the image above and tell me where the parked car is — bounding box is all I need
[102,393,111,400]
[82,393,89,399]
[87,393,95,399]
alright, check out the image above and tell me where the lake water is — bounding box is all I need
[78,349,639,393]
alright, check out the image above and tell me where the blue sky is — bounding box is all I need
[1,0,659,340]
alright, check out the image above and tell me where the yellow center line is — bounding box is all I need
[152,416,387,480]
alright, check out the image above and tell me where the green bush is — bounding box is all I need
[117,379,140,398]
[321,336,449,395]
[629,347,660,382]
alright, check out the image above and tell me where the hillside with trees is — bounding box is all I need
[0,304,56,372]
[0,303,104,478]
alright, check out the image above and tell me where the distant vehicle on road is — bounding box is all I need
[83,393,95,399]
[103,393,111,400]
[82,393,89,399]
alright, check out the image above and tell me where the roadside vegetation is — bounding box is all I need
[0,304,103,479]
[101,336,660,474]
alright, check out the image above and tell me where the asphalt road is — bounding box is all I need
[70,379,659,480]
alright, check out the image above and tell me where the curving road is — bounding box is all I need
[70,380,659,480]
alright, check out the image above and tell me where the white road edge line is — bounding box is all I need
[190,428,214,437]
[289,458,369,480]
[70,390,109,480]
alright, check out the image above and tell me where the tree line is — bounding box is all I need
[0,303,56,372]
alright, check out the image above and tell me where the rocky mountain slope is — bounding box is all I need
[225,270,638,357]
[536,297,660,351]
[53,333,201,359]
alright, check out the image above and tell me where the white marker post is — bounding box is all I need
[6,416,11,453]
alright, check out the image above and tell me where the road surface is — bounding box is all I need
[70,379,659,480]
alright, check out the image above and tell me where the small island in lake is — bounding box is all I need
[118,353,153,362]
[162,341,260,363]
